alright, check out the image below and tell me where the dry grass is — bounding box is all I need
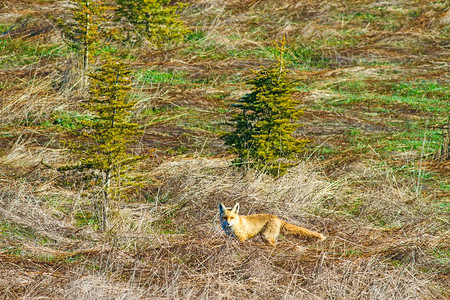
[0,157,448,298]
[0,0,449,298]
[0,76,68,125]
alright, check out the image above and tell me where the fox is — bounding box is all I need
[219,203,325,246]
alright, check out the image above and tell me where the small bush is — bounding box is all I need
[221,38,311,176]
[116,0,190,50]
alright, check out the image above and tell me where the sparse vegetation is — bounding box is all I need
[0,0,449,299]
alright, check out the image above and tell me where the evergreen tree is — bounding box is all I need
[222,39,310,176]
[65,59,151,231]
[116,0,189,49]
[55,0,109,86]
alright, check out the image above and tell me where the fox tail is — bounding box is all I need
[281,221,325,241]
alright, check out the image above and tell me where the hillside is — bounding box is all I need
[0,0,449,299]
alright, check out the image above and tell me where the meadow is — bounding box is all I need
[0,0,448,298]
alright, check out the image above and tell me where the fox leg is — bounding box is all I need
[237,235,247,242]
[261,222,280,246]
[262,236,276,246]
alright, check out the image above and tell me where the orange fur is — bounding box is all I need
[219,203,325,246]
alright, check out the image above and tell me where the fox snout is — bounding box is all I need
[220,219,234,236]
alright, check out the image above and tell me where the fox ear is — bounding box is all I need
[219,203,226,213]
[231,203,240,214]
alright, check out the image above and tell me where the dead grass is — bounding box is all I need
[83,159,448,298]
[0,0,449,298]
[0,157,448,298]
[0,180,94,247]
[64,275,143,300]
[0,76,67,126]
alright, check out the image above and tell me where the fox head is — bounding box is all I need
[219,203,239,236]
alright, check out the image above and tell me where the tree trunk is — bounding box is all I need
[446,118,450,160]
[100,170,110,232]
[82,0,90,88]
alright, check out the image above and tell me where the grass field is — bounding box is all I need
[0,0,449,298]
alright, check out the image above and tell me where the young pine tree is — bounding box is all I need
[66,59,151,231]
[222,39,310,176]
[55,0,109,86]
[116,0,189,49]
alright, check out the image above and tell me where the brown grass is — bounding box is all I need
[0,0,449,298]
[0,158,448,298]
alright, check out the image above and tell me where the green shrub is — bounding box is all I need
[221,38,311,176]
[116,0,189,49]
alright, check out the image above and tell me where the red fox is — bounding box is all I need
[219,203,325,245]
